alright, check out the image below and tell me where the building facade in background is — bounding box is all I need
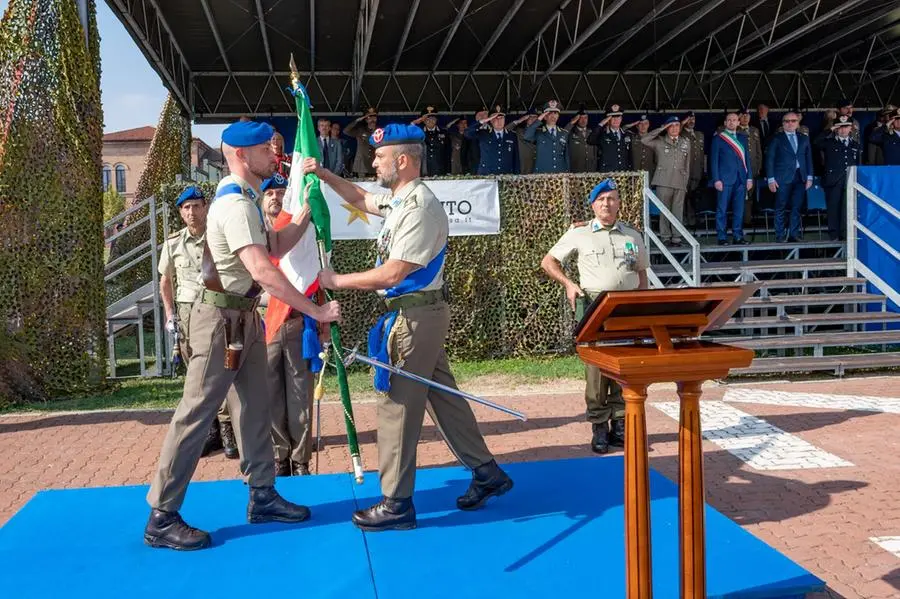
[102,126,227,205]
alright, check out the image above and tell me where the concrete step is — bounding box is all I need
[743,293,884,308]
[733,352,900,375]
[714,330,900,350]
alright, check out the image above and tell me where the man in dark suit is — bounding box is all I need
[709,111,754,245]
[813,116,861,241]
[765,111,814,242]
[753,103,775,146]
[316,118,343,174]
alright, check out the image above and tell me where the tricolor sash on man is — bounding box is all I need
[719,131,748,173]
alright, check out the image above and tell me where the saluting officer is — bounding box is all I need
[565,108,595,172]
[813,116,861,240]
[868,108,900,165]
[640,116,692,246]
[506,110,538,174]
[446,116,470,175]
[411,105,449,176]
[588,104,633,172]
[465,104,520,175]
[343,107,379,177]
[627,114,657,175]
[304,124,513,532]
[524,99,570,173]
[143,120,341,551]
[540,179,649,454]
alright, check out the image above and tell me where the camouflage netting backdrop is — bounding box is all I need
[155,171,644,360]
[0,0,104,405]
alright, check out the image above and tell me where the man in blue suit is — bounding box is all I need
[765,111,814,242]
[710,112,753,245]
[465,104,520,175]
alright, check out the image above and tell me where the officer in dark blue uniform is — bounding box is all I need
[587,104,633,172]
[813,115,861,240]
[524,99,570,173]
[465,104,520,175]
[411,105,449,176]
[869,108,900,166]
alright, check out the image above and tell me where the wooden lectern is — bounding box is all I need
[574,286,759,599]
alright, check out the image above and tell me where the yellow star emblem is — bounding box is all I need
[342,202,370,225]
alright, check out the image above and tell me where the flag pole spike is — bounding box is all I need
[289,53,300,87]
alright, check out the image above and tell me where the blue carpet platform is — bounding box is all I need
[0,457,823,598]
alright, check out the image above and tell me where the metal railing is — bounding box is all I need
[641,172,701,287]
[103,196,171,378]
[846,166,900,307]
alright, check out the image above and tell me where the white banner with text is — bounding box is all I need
[322,179,500,240]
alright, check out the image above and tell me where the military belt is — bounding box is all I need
[200,288,260,312]
[383,288,447,312]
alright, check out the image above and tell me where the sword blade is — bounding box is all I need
[343,350,528,422]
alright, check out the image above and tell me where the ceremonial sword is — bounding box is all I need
[341,348,528,422]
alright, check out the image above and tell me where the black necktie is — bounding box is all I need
[321,138,329,166]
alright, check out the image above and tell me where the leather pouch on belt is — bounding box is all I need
[223,312,245,371]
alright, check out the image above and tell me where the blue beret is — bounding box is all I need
[588,178,618,204]
[369,123,425,148]
[260,173,288,193]
[664,116,680,125]
[222,120,275,147]
[176,186,204,207]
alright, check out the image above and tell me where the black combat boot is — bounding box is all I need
[609,418,625,447]
[275,458,292,477]
[292,461,310,476]
[591,422,609,454]
[200,420,222,457]
[220,421,239,459]
[144,509,211,551]
[351,497,416,532]
[247,486,311,524]
[456,459,514,511]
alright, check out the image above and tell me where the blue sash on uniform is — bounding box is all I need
[367,244,447,392]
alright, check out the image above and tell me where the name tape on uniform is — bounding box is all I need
[322,179,501,240]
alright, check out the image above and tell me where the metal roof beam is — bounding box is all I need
[432,0,474,73]
[392,0,421,72]
[582,0,679,72]
[625,0,727,70]
[352,0,380,109]
[770,5,900,70]
[254,0,274,73]
[662,0,769,69]
[200,0,232,73]
[701,0,868,86]
[468,0,526,73]
[310,0,316,72]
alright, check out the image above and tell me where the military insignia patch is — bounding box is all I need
[372,128,385,144]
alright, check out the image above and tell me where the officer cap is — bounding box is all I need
[587,178,618,204]
[740,106,751,115]
[369,123,426,148]
[663,115,680,126]
[543,99,562,114]
[260,173,288,193]
[838,98,853,109]
[488,104,506,118]
[890,108,900,120]
[638,114,649,122]
[421,105,438,117]
[364,107,378,117]
[831,115,854,130]
[685,111,696,118]
[576,103,587,117]
[222,120,275,147]
[879,105,896,117]
[176,186,204,207]
[605,103,623,117]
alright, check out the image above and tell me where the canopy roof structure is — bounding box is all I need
[107,0,900,121]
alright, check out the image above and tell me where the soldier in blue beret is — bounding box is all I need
[144,120,340,551]
[465,104,520,175]
[301,122,513,532]
[524,99,571,173]
[541,177,648,453]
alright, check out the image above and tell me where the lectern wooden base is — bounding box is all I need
[574,287,758,599]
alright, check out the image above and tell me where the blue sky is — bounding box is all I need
[1,0,225,146]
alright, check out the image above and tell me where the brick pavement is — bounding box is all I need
[1,375,899,597]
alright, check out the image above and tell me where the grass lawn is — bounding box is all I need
[3,356,585,414]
